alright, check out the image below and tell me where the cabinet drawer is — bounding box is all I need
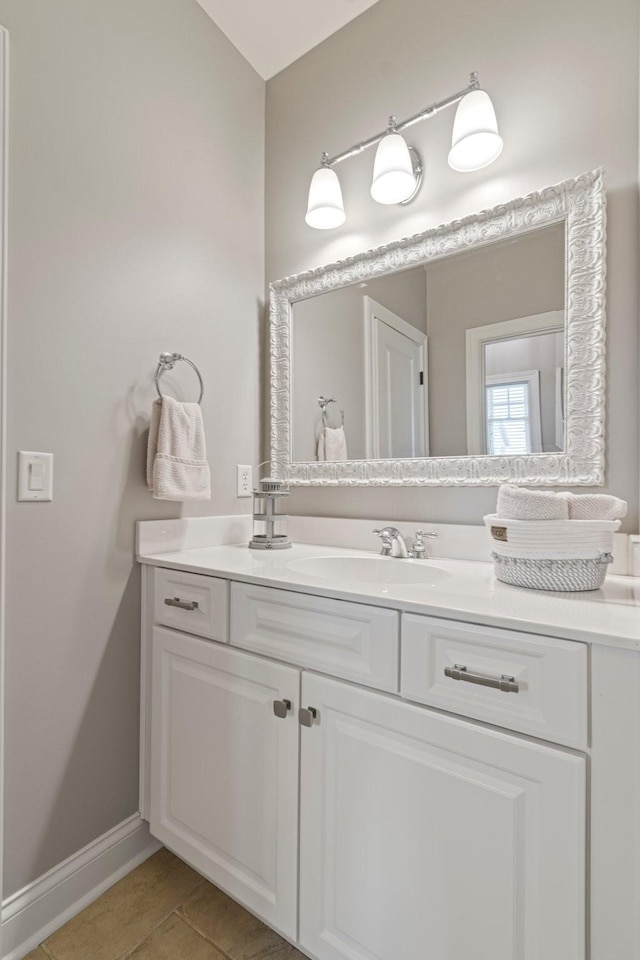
[401,614,588,749]
[231,582,399,692]
[153,567,229,642]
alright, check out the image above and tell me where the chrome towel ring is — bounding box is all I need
[318,395,345,428]
[155,352,204,404]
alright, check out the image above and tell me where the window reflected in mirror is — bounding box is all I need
[483,330,564,457]
[485,376,538,456]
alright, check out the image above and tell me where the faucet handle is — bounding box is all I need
[412,529,438,560]
[415,529,438,542]
[373,527,393,556]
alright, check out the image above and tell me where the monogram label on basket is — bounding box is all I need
[491,525,509,542]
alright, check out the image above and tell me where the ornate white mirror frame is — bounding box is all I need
[269,169,606,486]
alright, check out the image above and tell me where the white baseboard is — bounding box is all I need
[1,814,161,960]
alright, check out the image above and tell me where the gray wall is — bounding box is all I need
[265,0,640,531]
[0,0,264,895]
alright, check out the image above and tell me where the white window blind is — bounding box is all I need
[485,380,532,456]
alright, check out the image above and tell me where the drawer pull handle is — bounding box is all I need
[299,706,318,727]
[273,699,292,719]
[164,597,199,611]
[444,664,519,694]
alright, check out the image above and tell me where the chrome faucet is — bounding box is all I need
[373,527,438,559]
[373,526,409,558]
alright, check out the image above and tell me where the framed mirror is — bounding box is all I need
[269,169,605,486]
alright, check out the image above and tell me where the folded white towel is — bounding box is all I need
[497,485,569,521]
[147,397,211,501]
[559,492,627,521]
[317,425,348,462]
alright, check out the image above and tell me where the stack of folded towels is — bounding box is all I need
[496,485,627,522]
[488,485,627,561]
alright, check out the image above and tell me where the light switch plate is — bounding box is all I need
[18,451,53,501]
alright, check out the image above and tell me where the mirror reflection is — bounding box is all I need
[291,221,566,462]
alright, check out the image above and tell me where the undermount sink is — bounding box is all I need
[286,555,451,587]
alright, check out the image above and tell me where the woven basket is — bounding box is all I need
[493,552,613,592]
[484,514,620,592]
[484,514,619,553]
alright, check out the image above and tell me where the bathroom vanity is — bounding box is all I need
[136,166,634,960]
[138,525,640,960]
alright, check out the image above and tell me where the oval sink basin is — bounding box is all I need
[287,555,451,587]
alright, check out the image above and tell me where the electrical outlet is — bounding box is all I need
[237,464,253,498]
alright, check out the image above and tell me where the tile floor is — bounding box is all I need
[25,848,306,960]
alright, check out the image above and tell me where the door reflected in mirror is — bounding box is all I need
[291,221,565,462]
[364,296,429,459]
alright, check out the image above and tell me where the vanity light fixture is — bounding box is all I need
[305,72,502,229]
[305,158,346,229]
[370,122,422,205]
[448,88,503,172]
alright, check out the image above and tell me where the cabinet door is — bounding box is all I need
[299,674,585,960]
[150,627,300,939]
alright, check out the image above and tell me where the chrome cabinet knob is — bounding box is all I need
[299,706,318,727]
[273,699,292,719]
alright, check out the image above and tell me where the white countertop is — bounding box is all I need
[138,541,640,650]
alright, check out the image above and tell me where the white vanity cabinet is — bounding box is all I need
[298,672,585,960]
[149,625,300,939]
[140,563,634,960]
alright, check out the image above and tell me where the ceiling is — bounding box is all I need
[194,0,383,80]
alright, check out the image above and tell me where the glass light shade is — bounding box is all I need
[305,166,346,229]
[448,89,503,172]
[370,132,417,204]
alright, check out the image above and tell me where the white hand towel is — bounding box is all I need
[558,492,627,521]
[317,425,348,462]
[146,396,211,501]
[497,484,569,521]
[146,399,162,492]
